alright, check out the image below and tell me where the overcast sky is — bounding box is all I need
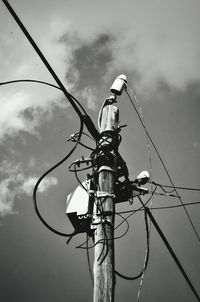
[0,0,200,301]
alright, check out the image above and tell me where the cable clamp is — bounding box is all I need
[68,133,77,142]
[96,191,115,199]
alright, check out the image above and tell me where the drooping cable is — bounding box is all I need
[128,87,154,301]
[73,164,89,193]
[0,79,87,115]
[98,222,109,265]
[115,208,150,280]
[138,196,200,302]
[114,184,155,281]
[32,118,84,237]
[2,0,100,140]
[96,200,109,265]
[86,234,94,285]
[77,142,94,151]
[136,206,151,301]
[126,88,200,243]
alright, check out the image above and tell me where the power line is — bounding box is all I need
[86,234,93,285]
[126,88,200,243]
[153,181,200,192]
[116,201,200,214]
[151,201,200,210]
[129,87,154,302]
[115,209,150,281]
[138,196,200,302]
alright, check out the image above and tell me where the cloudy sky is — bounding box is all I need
[0,0,200,301]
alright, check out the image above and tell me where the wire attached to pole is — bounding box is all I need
[115,208,150,280]
[126,87,200,243]
[33,118,84,237]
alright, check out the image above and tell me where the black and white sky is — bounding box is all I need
[0,0,200,301]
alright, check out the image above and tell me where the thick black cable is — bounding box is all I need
[114,188,155,279]
[76,236,91,249]
[98,222,109,265]
[32,119,84,237]
[0,79,87,115]
[114,213,130,240]
[2,0,100,140]
[0,79,60,90]
[115,209,150,280]
[78,142,94,151]
[73,164,88,193]
[126,88,200,243]
[138,196,200,302]
[97,201,109,264]
[86,234,94,285]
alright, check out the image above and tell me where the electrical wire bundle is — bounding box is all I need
[124,86,200,301]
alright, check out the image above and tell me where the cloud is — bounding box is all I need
[103,1,200,93]
[55,0,200,102]
[0,14,75,142]
[193,142,200,152]
[58,0,200,93]
[21,176,58,195]
[80,86,97,110]
[0,179,18,216]
[61,33,113,108]
[1,0,200,143]
[0,161,58,217]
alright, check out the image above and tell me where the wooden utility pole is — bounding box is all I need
[93,100,119,302]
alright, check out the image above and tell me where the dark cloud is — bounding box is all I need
[62,32,114,91]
